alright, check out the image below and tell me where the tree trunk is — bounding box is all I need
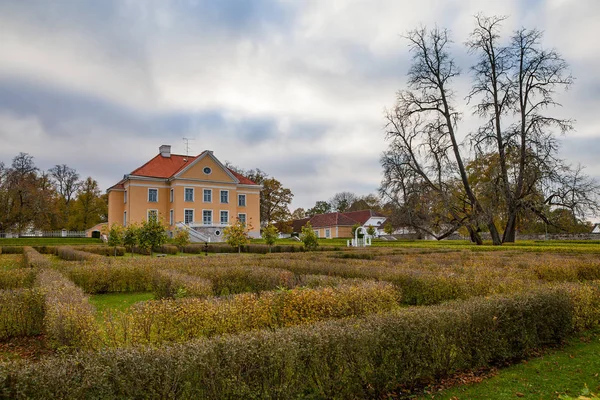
[467,226,483,245]
[503,212,517,243]
[487,220,502,245]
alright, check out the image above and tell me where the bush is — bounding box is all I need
[0,246,24,254]
[0,288,44,340]
[152,270,213,299]
[0,289,572,399]
[56,246,105,262]
[153,245,179,255]
[35,269,99,349]
[22,247,51,269]
[64,262,155,294]
[103,281,400,346]
[0,268,36,289]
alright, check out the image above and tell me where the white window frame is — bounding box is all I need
[220,210,229,225]
[147,209,158,222]
[203,189,212,203]
[237,213,246,225]
[170,188,174,203]
[238,194,246,207]
[184,208,194,224]
[202,209,213,225]
[325,228,331,239]
[220,190,229,204]
[123,211,127,227]
[169,209,174,226]
[314,230,320,238]
[148,188,158,203]
[184,187,194,202]
[124,190,127,203]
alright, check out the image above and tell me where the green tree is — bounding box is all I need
[383,222,394,235]
[137,218,167,256]
[224,218,251,253]
[172,228,190,253]
[105,223,123,256]
[68,177,107,231]
[300,222,319,251]
[366,225,376,236]
[122,223,140,256]
[261,224,279,252]
[306,201,331,217]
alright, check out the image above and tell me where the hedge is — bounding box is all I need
[103,281,400,347]
[56,246,105,262]
[22,247,51,269]
[35,269,99,349]
[152,270,213,299]
[63,263,154,294]
[0,289,572,399]
[0,288,44,340]
[0,246,23,254]
[0,269,36,290]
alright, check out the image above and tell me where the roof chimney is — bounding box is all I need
[159,145,171,158]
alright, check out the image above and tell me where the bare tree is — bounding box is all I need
[382,26,502,244]
[329,191,357,212]
[49,164,81,206]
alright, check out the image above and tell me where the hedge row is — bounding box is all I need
[62,263,154,294]
[0,246,24,254]
[182,243,341,254]
[0,268,36,290]
[152,270,213,299]
[56,246,105,262]
[0,288,44,340]
[0,289,572,399]
[35,269,99,349]
[22,247,51,269]
[103,281,400,346]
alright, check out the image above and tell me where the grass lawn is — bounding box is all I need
[89,292,154,314]
[0,237,102,246]
[0,254,23,270]
[422,333,600,399]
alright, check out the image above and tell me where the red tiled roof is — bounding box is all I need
[123,151,257,184]
[130,154,198,178]
[108,181,125,191]
[342,210,386,225]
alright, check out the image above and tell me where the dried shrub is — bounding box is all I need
[153,245,179,255]
[152,270,213,299]
[0,246,24,254]
[22,247,51,269]
[0,288,44,340]
[0,289,572,399]
[103,281,400,346]
[0,268,36,289]
[64,262,154,294]
[35,269,99,349]
[56,246,105,262]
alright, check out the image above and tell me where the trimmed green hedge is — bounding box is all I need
[0,289,572,399]
[22,247,50,269]
[56,246,105,262]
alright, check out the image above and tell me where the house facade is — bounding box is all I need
[291,209,387,239]
[107,145,261,241]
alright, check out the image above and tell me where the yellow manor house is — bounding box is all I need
[107,145,261,242]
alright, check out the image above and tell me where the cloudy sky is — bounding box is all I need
[0,0,599,211]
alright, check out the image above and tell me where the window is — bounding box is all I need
[325,229,331,239]
[148,188,158,202]
[203,189,212,203]
[314,230,320,238]
[220,210,229,224]
[203,210,212,225]
[123,211,127,227]
[147,209,158,221]
[220,190,229,204]
[170,188,174,203]
[184,209,194,224]
[203,166,212,175]
[169,209,174,226]
[238,194,246,207]
[185,187,194,202]
[124,190,127,203]
[237,213,246,225]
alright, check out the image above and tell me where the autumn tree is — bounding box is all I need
[69,177,107,231]
[300,222,319,251]
[260,178,293,227]
[49,164,81,228]
[291,208,306,219]
[137,217,168,256]
[261,224,279,252]
[224,218,252,253]
[306,201,331,217]
[329,192,357,212]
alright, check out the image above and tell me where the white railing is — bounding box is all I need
[0,230,87,238]
[176,222,211,243]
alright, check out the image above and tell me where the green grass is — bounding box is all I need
[423,333,600,399]
[89,292,154,314]
[0,254,23,270]
[0,237,102,246]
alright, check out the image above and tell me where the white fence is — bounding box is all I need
[0,230,87,238]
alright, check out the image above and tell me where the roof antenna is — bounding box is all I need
[182,137,195,156]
